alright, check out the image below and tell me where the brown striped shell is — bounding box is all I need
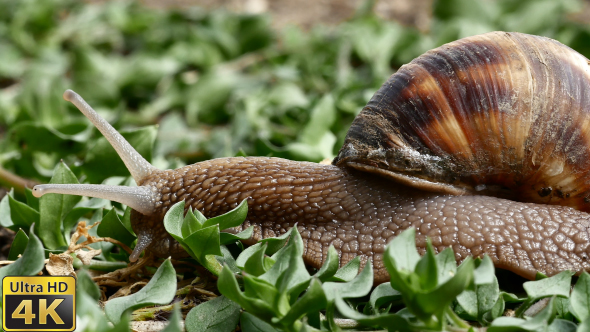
[333,31,590,212]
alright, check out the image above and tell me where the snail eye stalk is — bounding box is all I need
[32,90,159,216]
[32,184,156,215]
[62,90,157,183]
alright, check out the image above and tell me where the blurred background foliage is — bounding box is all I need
[0,0,589,192]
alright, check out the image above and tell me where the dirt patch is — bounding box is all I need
[136,0,434,31]
[93,0,590,32]
[570,0,590,24]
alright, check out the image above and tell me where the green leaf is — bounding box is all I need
[456,256,499,322]
[24,187,39,211]
[8,194,39,228]
[244,242,269,276]
[0,188,14,228]
[489,297,557,332]
[39,161,81,249]
[414,257,474,318]
[274,232,311,296]
[536,271,549,280]
[260,227,295,255]
[7,228,29,260]
[258,229,302,285]
[314,245,340,282]
[181,208,203,238]
[415,239,437,290]
[185,296,241,332]
[216,245,240,274]
[523,270,573,300]
[473,255,495,285]
[334,296,410,330]
[261,227,309,293]
[202,255,225,277]
[84,208,116,260]
[77,269,102,301]
[286,94,337,161]
[75,283,111,332]
[203,198,248,229]
[104,259,177,324]
[219,226,254,245]
[240,312,281,332]
[9,122,89,154]
[163,201,197,259]
[162,303,183,332]
[217,265,246,304]
[235,149,249,157]
[384,227,420,272]
[279,278,327,326]
[97,208,136,246]
[576,319,590,332]
[84,126,157,183]
[323,262,373,302]
[0,225,45,306]
[502,292,523,303]
[369,282,401,313]
[193,209,208,223]
[163,200,185,240]
[121,207,134,233]
[218,265,276,317]
[237,243,265,268]
[184,69,236,127]
[287,132,337,161]
[435,247,456,284]
[548,318,577,332]
[570,271,590,321]
[488,316,543,332]
[383,228,422,295]
[484,293,505,323]
[554,297,572,321]
[433,0,499,23]
[456,289,478,320]
[330,256,361,282]
[111,313,133,332]
[457,275,500,322]
[299,95,335,145]
[476,278,501,319]
[184,225,222,261]
[63,199,109,235]
[242,274,280,310]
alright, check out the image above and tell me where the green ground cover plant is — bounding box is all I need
[2,0,590,330]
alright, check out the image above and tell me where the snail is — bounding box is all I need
[32,31,590,284]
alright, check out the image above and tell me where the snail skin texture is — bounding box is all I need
[33,31,590,284]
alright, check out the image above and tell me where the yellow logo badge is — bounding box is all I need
[2,276,76,331]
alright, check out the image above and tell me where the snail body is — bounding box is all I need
[33,32,590,284]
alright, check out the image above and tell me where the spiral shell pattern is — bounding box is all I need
[334,31,590,212]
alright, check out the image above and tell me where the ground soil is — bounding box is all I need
[122,0,435,31]
[135,0,590,31]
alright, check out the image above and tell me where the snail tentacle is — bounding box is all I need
[130,227,154,262]
[63,89,158,183]
[32,184,156,215]
[32,90,161,216]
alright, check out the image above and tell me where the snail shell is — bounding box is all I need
[335,31,590,211]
